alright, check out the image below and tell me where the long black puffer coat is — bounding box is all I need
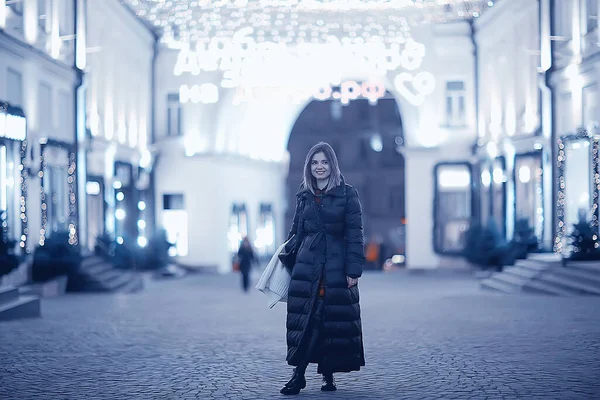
[285,180,366,373]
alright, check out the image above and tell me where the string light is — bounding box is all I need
[554,130,600,254]
[19,140,28,252]
[39,145,78,246]
[122,0,495,48]
[67,151,78,246]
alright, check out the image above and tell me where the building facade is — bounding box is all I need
[84,0,155,251]
[2,0,597,274]
[0,0,82,254]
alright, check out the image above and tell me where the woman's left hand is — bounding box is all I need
[347,276,358,288]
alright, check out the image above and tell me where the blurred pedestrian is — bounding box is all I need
[279,142,366,395]
[237,236,256,293]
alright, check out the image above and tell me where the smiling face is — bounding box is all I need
[311,151,331,181]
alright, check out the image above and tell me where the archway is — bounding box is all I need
[285,94,407,269]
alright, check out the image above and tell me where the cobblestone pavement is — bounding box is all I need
[1,270,600,400]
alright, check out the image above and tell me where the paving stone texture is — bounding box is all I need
[1,270,599,399]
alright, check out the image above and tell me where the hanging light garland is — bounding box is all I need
[19,140,28,252]
[39,150,47,247]
[39,143,78,247]
[67,150,78,246]
[554,130,600,254]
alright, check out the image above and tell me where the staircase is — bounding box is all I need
[480,253,600,296]
[67,256,144,293]
[0,286,40,321]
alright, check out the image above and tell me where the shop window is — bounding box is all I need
[161,193,188,257]
[564,139,592,234]
[42,144,69,236]
[0,143,20,244]
[167,93,182,137]
[228,203,248,253]
[86,177,104,251]
[255,203,275,257]
[433,163,473,254]
[445,81,466,127]
[491,157,508,239]
[514,152,544,245]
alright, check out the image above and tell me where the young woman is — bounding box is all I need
[280,142,366,395]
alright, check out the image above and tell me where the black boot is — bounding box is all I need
[280,369,306,395]
[321,373,337,391]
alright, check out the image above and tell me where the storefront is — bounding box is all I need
[0,101,28,253]
[39,139,78,246]
[513,150,545,247]
[555,130,600,253]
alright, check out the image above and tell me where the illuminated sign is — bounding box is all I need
[174,28,436,105]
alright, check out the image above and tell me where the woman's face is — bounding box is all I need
[311,151,331,181]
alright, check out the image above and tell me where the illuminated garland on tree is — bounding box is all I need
[19,140,28,253]
[67,150,78,246]
[554,130,600,254]
[39,150,47,247]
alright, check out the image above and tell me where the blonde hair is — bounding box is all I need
[301,142,342,194]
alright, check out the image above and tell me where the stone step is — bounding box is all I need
[503,265,542,280]
[0,295,41,321]
[0,286,19,305]
[567,261,600,276]
[491,271,530,288]
[117,274,144,294]
[514,258,552,272]
[528,252,563,264]
[539,273,600,296]
[523,279,579,296]
[552,266,600,286]
[80,259,114,277]
[480,277,520,294]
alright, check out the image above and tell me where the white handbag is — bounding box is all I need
[255,240,292,308]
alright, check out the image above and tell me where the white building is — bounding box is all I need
[0,0,83,253]
[84,0,155,251]
[147,7,480,272]
[3,0,597,274]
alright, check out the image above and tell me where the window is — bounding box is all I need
[42,144,69,236]
[59,91,70,134]
[163,194,184,210]
[445,81,466,127]
[38,0,48,31]
[553,0,573,39]
[162,193,188,256]
[38,82,52,131]
[228,204,248,253]
[255,203,275,257]
[9,0,23,14]
[514,152,544,245]
[587,0,598,32]
[7,69,23,108]
[330,100,343,121]
[433,163,473,254]
[167,93,182,137]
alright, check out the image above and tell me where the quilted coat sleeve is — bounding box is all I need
[345,186,365,278]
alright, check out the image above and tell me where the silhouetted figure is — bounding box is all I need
[237,237,256,292]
